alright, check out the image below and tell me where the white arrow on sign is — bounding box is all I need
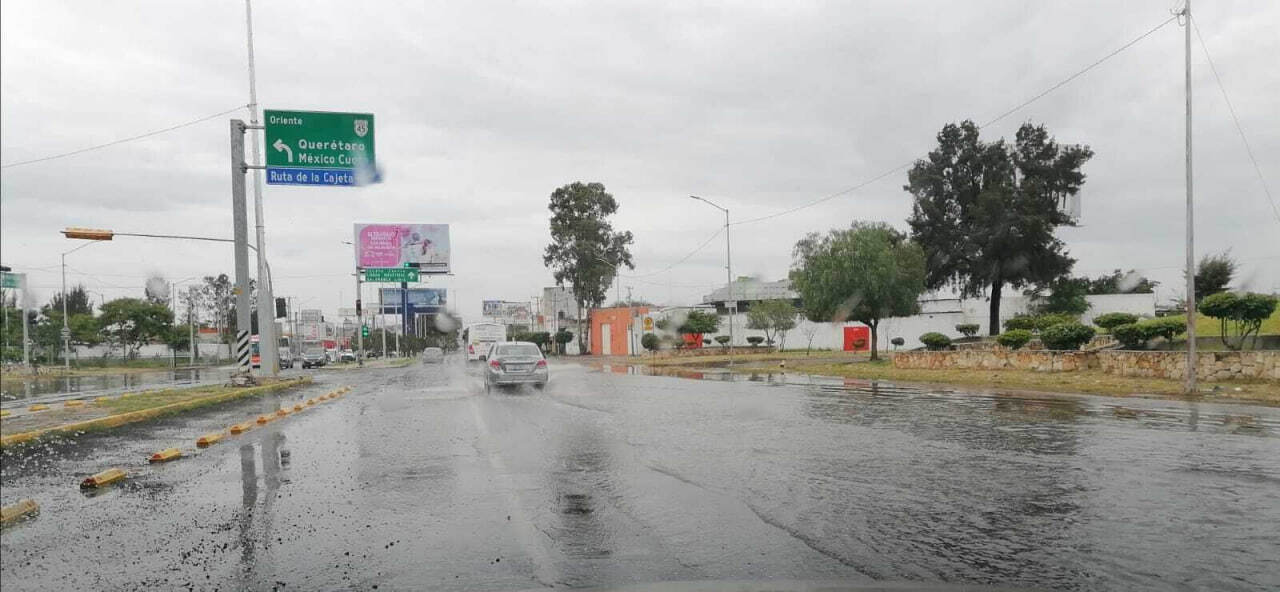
[273,138,294,163]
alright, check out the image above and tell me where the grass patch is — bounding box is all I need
[732,359,1280,405]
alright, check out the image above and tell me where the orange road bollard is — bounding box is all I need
[149,448,182,463]
[230,421,255,434]
[0,499,40,525]
[28,404,49,412]
[256,414,275,425]
[64,400,85,408]
[306,398,317,406]
[275,408,290,418]
[293,403,305,412]
[80,468,127,489]
[196,433,225,448]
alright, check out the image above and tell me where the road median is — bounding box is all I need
[0,376,312,448]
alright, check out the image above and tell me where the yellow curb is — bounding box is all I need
[64,400,85,408]
[94,396,112,404]
[28,404,49,412]
[81,468,127,489]
[0,410,10,418]
[149,448,181,463]
[196,432,224,447]
[1,499,40,526]
[1,377,312,449]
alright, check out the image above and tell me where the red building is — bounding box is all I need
[589,306,649,356]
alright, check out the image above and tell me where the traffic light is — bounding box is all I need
[275,297,287,319]
[361,325,369,338]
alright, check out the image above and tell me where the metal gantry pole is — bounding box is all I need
[230,120,254,375]
[61,253,69,372]
[244,0,277,376]
[21,280,31,372]
[724,207,733,349]
[1183,0,1197,394]
[356,269,364,366]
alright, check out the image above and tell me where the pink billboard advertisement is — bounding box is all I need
[353,223,451,273]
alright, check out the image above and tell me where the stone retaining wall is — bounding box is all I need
[893,349,1280,381]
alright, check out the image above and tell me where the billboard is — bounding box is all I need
[354,223,451,273]
[379,288,446,314]
[300,309,323,323]
[482,300,502,316]
[483,300,530,323]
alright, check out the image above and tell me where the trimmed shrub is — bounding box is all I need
[1145,316,1187,341]
[1039,322,1095,350]
[1034,313,1077,330]
[714,335,731,348]
[746,336,765,347]
[702,338,712,345]
[995,329,1033,350]
[1004,315,1037,331]
[955,323,980,338]
[641,333,660,353]
[1112,317,1187,349]
[890,337,905,349]
[1093,312,1139,331]
[1111,323,1149,349]
[919,332,952,351]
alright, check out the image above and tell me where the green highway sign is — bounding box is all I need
[264,109,375,186]
[363,267,419,283]
[1,272,22,289]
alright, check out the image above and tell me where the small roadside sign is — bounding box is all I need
[61,327,71,339]
[264,109,375,186]
[0,272,21,289]
[363,267,419,283]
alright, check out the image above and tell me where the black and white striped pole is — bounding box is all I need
[230,119,255,378]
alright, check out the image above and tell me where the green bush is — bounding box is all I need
[1093,312,1139,331]
[746,336,764,347]
[1145,316,1186,341]
[1199,292,1277,350]
[1112,317,1187,349]
[1004,315,1037,331]
[955,323,980,338]
[641,333,660,353]
[1111,323,1149,349]
[1039,322,1095,350]
[714,335,731,348]
[1004,313,1077,332]
[995,329,1033,350]
[890,337,905,349]
[919,332,951,351]
[1034,313,1077,330]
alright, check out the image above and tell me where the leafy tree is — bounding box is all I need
[996,329,1032,350]
[677,310,720,335]
[790,221,926,361]
[800,324,821,356]
[955,323,980,338]
[1199,292,1277,350]
[553,330,574,355]
[43,284,93,317]
[542,182,635,353]
[1027,276,1090,316]
[890,337,905,350]
[1082,269,1157,294]
[746,299,798,349]
[98,298,174,358]
[641,333,660,354]
[1192,252,1237,303]
[906,121,1092,335]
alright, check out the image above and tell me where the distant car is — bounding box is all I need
[340,350,356,362]
[422,347,444,363]
[484,342,548,392]
[301,349,327,369]
[278,347,294,369]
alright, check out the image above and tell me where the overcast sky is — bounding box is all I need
[3,0,1277,324]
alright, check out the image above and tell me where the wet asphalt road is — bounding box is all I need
[2,358,1279,591]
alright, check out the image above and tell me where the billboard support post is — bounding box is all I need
[230,120,253,376]
[355,269,363,366]
[401,280,410,337]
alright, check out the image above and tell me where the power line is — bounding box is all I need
[1192,18,1280,225]
[1,104,249,169]
[625,226,725,278]
[730,13,1180,228]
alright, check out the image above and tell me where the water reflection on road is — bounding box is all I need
[1,366,239,403]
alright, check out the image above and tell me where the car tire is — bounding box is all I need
[534,383,546,390]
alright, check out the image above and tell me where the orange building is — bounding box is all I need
[589,306,649,356]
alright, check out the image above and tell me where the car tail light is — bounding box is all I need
[489,359,501,369]
[468,345,474,354]
[535,359,547,368]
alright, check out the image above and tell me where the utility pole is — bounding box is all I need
[690,195,733,348]
[189,286,196,366]
[1183,0,1197,394]
[244,0,278,376]
[230,120,253,375]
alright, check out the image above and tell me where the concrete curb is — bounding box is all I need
[0,377,312,449]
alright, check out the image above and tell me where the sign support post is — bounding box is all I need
[355,269,364,366]
[230,120,254,377]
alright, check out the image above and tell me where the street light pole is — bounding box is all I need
[60,240,102,372]
[1182,0,1197,394]
[690,195,733,348]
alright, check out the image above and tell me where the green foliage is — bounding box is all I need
[906,121,1091,335]
[1003,315,1037,331]
[790,221,927,360]
[1029,276,1090,316]
[554,330,574,344]
[1145,316,1186,341]
[677,310,720,335]
[654,318,670,331]
[746,336,765,347]
[641,333,660,353]
[714,335,731,348]
[1110,323,1148,350]
[919,332,952,351]
[98,298,174,358]
[1198,292,1277,350]
[43,284,94,317]
[1193,252,1236,302]
[746,299,798,348]
[996,329,1033,350]
[954,323,980,338]
[890,337,905,349]
[1093,312,1139,331]
[1081,269,1157,294]
[1038,322,1095,351]
[542,181,634,351]
[1004,313,1076,332]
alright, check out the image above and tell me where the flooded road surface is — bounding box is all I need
[1,366,241,405]
[2,359,1278,591]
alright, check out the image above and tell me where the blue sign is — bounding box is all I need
[379,288,446,314]
[267,167,356,186]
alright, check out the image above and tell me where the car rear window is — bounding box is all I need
[497,344,541,357]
